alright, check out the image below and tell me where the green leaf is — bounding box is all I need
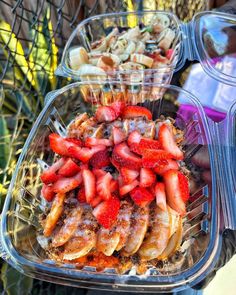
[0,21,37,89]
[1,263,33,295]
[0,116,10,174]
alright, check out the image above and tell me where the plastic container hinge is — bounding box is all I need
[181,23,198,62]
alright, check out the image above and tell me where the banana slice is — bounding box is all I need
[130,53,153,68]
[69,47,89,70]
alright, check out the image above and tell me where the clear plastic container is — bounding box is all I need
[56,10,236,86]
[2,80,235,292]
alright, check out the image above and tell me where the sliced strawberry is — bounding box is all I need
[130,187,155,207]
[92,169,106,179]
[142,150,172,168]
[127,130,142,147]
[52,172,82,193]
[80,163,89,171]
[49,134,81,157]
[154,159,179,175]
[112,126,126,145]
[139,138,162,151]
[122,106,152,120]
[110,179,119,193]
[77,187,86,203]
[140,168,156,187]
[163,170,187,216]
[41,158,65,184]
[178,172,190,202]
[110,157,121,170]
[90,149,110,168]
[112,142,142,169]
[85,137,113,147]
[92,196,120,229]
[82,169,96,203]
[97,172,113,201]
[155,182,167,211]
[158,124,183,160]
[90,195,102,208]
[66,138,83,146]
[41,184,55,202]
[120,167,139,184]
[166,48,174,60]
[111,101,126,117]
[68,145,106,162]
[119,179,139,196]
[58,158,80,177]
[95,106,117,122]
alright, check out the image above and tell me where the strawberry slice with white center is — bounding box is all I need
[127,130,142,154]
[154,182,167,211]
[49,133,82,156]
[110,179,119,193]
[112,142,142,169]
[92,196,120,229]
[92,169,106,179]
[154,159,179,175]
[85,137,113,147]
[112,126,126,145]
[120,167,139,184]
[122,106,152,120]
[41,158,65,184]
[110,101,126,117]
[58,158,80,177]
[158,124,183,160]
[41,184,55,202]
[95,106,117,122]
[163,170,188,216]
[119,179,139,196]
[68,145,106,162]
[97,172,113,201]
[140,168,156,187]
[82,169,96,203]
[52,172,82,194]
[130,187,155,207]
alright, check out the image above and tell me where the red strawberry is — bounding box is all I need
[92,196,120,229]
[110,157,121,170]
[90,149,110,168]
[80,163,89,170]
[95,106,117,122]
[52,172,82,193]
[49,134,81,156]
[158,124,183,160]
[119,179,139,196]
[41,184,55,202]
[82,169,96,203]
[110,179,119,193]
[77,187,86,203]
[92,169,106,179]
[90,195,102,208]
[66,138,83,146]
[140,168,156,187]
[154,159,179,175]
[85,137,113,147]
[163,170,187,216]
[127,131,142,154]
[166,48,174,60]
[58,158,80,177]
[111,101,126,117]
[112,142,142,169]
[112,126,126,145]
[120,167,139,184]
[178,172,190,202]
[41,158,65,184]
[97,172,113,200]
[68,145,106,162]
[139,138,162,151]
[142,150,172,168]
[130,187,155,207]
[154,182,167,211]
[122,106,152,120]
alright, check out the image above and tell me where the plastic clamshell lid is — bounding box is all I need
[192,11,236,86]
[0,82,222,292]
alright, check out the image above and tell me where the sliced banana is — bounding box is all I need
[130,53,153,68]
[69,47,89,70]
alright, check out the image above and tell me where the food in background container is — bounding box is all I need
[39,101,192,273]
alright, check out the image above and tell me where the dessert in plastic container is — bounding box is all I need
[0,81,226,292]
[56,11,236,86]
